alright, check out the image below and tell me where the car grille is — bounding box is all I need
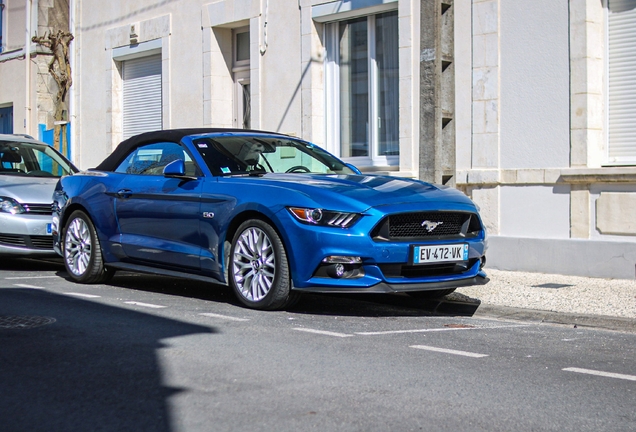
[379,259,479,279]
[371,211,482,241]
[22,203,53,215]
[0,234,53,250]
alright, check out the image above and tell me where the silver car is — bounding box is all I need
[0,134,78,256]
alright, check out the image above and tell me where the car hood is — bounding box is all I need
[0,176,59,203]
[238,173,476,210]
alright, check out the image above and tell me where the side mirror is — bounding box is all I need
[163,159,196,180]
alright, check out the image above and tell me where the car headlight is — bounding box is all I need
[0,197,26,214]
[287,207,361,228]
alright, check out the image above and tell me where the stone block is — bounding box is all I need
[141,15,170,42]
[570,187,590,238]
[500,169,517,184]
[516,169,545,184]
[471,99,498,137]
[570,128,589,167]
[472,66,498,101]
[484,33,498,67]
[596,192,636,235]
[472,0,498,36]
[468,169,500,184]
[471,133,499,168]
[471,186,499,234]
[472,34,486,68]
[544,169,562,184]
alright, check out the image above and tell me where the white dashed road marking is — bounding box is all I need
[200,313,250,322]
[563,367,636,382]
[65,292,101,298]
[5,276,58,280]
[124,301,166,309]
[13,284,44,289]
[410,345,489,358]
[356,323,529,336]
[293,328,353,338]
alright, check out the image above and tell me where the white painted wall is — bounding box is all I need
[499,185,571,239]
[499,0,570,169]
[454,0,472,172]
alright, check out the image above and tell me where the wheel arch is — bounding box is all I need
[221,209,296,284]
[59,200,118,263]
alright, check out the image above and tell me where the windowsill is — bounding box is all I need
[558,167,636,184]
[0,48,26,61]
[456,167,636,185]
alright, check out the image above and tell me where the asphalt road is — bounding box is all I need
[1,258,635,432]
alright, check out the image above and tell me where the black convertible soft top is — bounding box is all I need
[94,128,273,171]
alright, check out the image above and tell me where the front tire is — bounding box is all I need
[63,210,114,284]
[229,219,298,310]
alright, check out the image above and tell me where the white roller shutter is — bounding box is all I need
[608,0,636,164]
[123,54,162,139]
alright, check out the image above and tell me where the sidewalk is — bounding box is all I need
[453,268,636,332]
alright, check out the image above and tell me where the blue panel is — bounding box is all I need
[0,106,13,134]
[38,123,72,158]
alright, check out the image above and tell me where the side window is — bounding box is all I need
[115,142,198,176]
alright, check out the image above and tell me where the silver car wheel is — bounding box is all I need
[64,216,92,276]
[232,227,276,302]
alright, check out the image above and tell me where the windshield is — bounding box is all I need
[0,141,76,177]
[193,136,357,176]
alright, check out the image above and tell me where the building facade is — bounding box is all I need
[2,0,635,279]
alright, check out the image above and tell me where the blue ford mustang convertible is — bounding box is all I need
[52,129,488,310]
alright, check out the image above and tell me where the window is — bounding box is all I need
[607,0,636,164]
[115,142,197,176]
[233,28,251,129]
[325,11,399,167]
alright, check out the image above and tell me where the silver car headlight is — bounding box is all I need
[287,207,361,228]
[0,197,26,214]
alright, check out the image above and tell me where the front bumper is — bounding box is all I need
[0,213,55,255]
[277,207,489,293]
[293,269,489,293]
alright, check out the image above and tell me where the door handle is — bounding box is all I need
[117,189,133,198]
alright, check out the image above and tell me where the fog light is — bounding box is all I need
[326,263,346,278]
[322,256,362,264]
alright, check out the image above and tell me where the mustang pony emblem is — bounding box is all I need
[421,220,443,232]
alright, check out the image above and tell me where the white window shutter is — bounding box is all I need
[608,0,636,164]
[123,54,163,139]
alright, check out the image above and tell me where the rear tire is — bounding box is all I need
[63,210,114,284]
[229,219,298,310]
[407,288,456,299]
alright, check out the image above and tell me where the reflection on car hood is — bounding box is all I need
[0,176,59,203]
[251,173,474,208]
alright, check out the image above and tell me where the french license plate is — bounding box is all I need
[413,244,468,264]
[46,223,52,234]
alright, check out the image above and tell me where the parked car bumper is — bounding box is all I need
[0,213,56,255]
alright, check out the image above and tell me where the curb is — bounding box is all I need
[473,303,636,333]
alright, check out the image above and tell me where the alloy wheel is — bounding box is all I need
[232,227,276,302]
[64,217,92,276]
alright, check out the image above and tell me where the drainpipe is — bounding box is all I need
[259,0,268,55]
[24,0,33,133]
[69,0,76,162]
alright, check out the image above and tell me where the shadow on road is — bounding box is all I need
[105,272,482,319]
[4,257,482,319]
[0,287,214,432]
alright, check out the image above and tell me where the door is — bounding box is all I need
[113,142,203,269]
[0,106,13,134]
